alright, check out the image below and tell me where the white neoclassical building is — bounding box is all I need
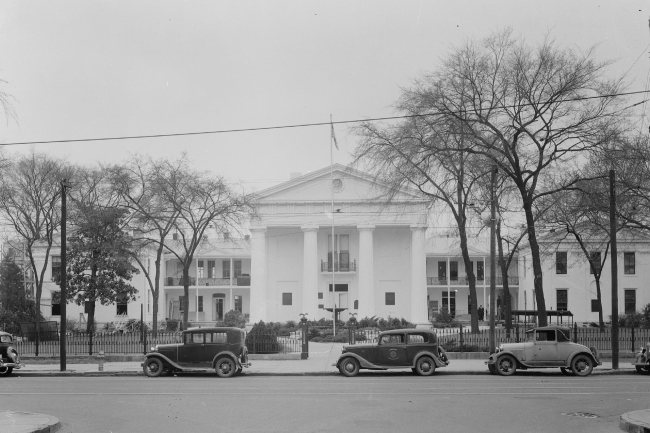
[247,164,430,324]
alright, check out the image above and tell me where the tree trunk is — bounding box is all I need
[594,277,605,332]
[522,199,547,326]
[152,255,162,337]
[34,291,40,356]
[458,224,479,333]
[152,291,159,337]
[182,267,189,330]
[496,224,512,335]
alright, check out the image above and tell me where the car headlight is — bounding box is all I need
[497,345,503,353]
[150,346,157,352]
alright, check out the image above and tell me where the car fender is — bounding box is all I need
[144,353,183,370]
[212,351,241,368]
[337,352,381,369]
[412,350,447,368]
[567,350,600,367]
[492,350,530,368]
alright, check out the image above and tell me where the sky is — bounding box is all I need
[0,0,649,193]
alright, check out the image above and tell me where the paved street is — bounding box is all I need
[1,373,648,433]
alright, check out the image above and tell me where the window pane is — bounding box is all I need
[438,262,446,279]
[385,292,395,305]
[625,290,636,313]
[556,252,567,274]
[556,289,568,311]
[282,293,292,305]
[624,253,635,275]
[198,296,203,313]
[477,262,484,280]
[591,299,599,312]
[234,260,242,277]
[450,261,458,280]
[407,334,426,344]
[234,295,242,313]
[192,333,204,343]
[213,332,227,343]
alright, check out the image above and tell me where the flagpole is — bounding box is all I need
[330,114,336,337]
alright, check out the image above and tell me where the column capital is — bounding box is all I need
[301,224,320,232]
[249,225,267,233]
[357,224,376,231]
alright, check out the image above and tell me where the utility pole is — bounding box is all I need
[60,179,70,372]
[609,169,619,369]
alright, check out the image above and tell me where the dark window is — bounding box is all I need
[591,299,600,313]
[328,284,348,292]
[625,289,636,314]
[385,292,395,305]
[477,261,484,281]
[589,252,601,274]
[535,330,556,342]
[197,260,204,278]
[624,253,635,275]
[556,289,568,311]
[116,294,128,315]
[234,295,242,313]
[556,252,567,274]
[84,301,92,314]
[318,304,324,309]
[234,260,242,278]
[282,293,292,306]
[52,255,61,280]
[222,260,230,278]
[206,332,227,343]
[450,261,458,281]
[407,334,426,344]
[179,296,185,312]
[354,300,358,309]
[51,291,61,316]
[198,296,203,313]
[438,261,446,279]
[318,292,323,299]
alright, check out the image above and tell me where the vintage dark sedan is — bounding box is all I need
[333,329,449,377]
[0,331,22,376]
[485,326,601,377]
[142,327,250,378]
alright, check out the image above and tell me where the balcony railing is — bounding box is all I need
[321,260,357,272]
[165,277,196,286]
[197,278,230,286]
[426,276,519,286]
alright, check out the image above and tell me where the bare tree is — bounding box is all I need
[354,115,489,332]
[151,157,252,330]
[410,29,629,325]
[0,151,71,354]
[106,155,181,336]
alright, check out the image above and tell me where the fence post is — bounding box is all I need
[300,314,309,360]
[459,324,464,353]
[349,315,357,345]
[515,324,519,343]
[573,322,578,343]
[631,327,635,353]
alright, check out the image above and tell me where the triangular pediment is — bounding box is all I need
[254,164,426,204]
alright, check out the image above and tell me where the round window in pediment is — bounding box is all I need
[331,178,344,192]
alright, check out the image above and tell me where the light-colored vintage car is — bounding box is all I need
[632,343,650,374]
[333,329,449,377]
[485,326,600,377]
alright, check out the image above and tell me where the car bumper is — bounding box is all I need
[0,361,21,369]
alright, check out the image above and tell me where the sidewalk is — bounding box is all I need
[12,342,638,376]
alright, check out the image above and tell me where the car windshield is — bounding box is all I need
[0,335,11,343]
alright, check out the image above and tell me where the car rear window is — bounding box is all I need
[407,334,427,344]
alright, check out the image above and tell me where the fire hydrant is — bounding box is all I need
[98,350,105,371]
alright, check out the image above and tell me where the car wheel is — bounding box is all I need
[560,367,574,376]
[571,354,594,377]
[635,366,646,374]
[215,357,237,378]
[488,364,496,375]
[415,356,436,376]
[496,355,517,376]
[338,358,360,377]
[0,366,13,377]
[143,358,164,378]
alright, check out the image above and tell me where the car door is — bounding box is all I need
[533,330,559,365]
[406,332,429,364]
[178,332,205,367]
[204,330,229,367]
[378,333,408,366]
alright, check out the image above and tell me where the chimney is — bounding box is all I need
[290,172,302,180]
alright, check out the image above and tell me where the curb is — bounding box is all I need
[0,411,60,433]
[620,409,650,432]
[10,368,637,377]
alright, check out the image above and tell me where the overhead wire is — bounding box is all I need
[2,89,649,146]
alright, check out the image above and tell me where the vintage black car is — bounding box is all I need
[485,326,601,377]
[0,331,21,376]
[333,329,449,377]
[142,327,250,378]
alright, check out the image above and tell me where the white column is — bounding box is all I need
[249,226,267,323]
[410,225,428,324]
[301,225,319,321]
[357,224,375,319]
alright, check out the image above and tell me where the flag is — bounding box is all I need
[330,117,339,150]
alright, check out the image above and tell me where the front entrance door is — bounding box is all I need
[214,298,224,321]
[442,291,456,316]
[338,293,349,321]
